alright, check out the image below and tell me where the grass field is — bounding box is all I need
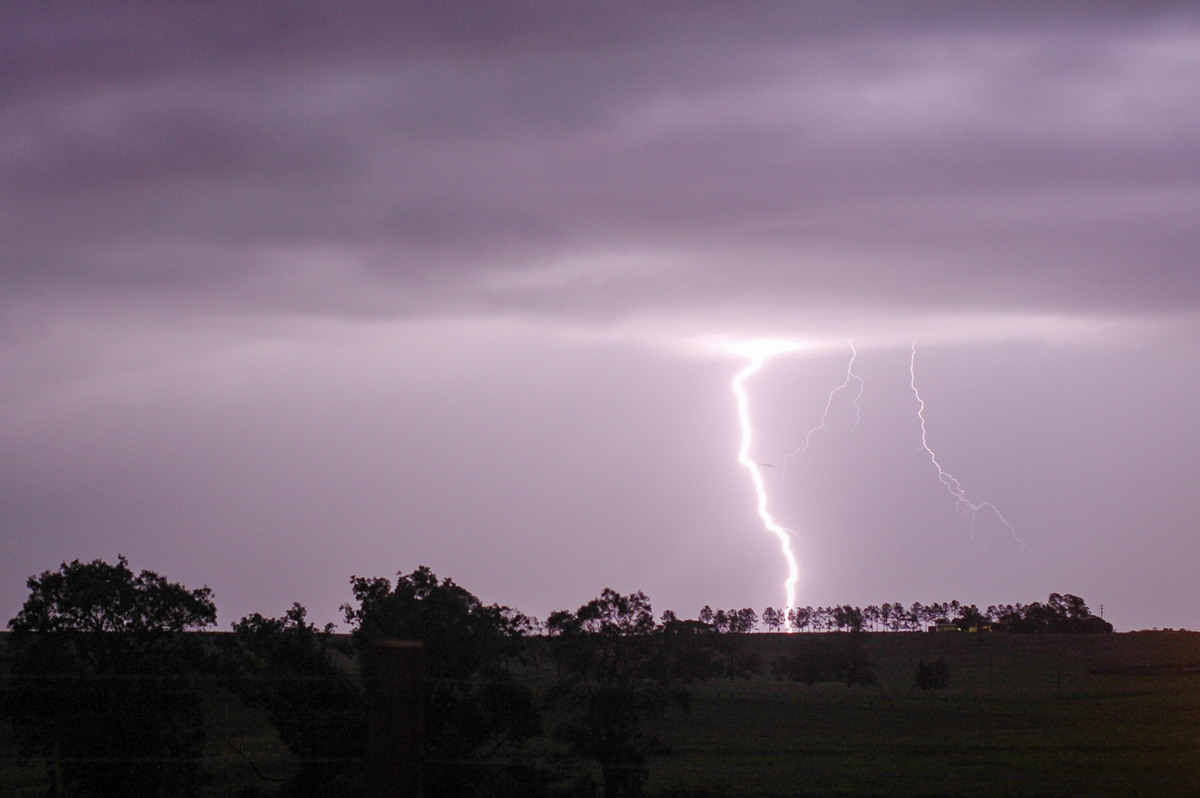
[4,631,1200,796]
[646,631,1200,796]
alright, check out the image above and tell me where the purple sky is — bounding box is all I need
[3,3,1199,632]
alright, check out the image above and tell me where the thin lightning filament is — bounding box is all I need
[783,340,863,473]
[910,342,1027,553]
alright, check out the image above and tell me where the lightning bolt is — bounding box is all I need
[909,342,1028,553]
[783,340,863,472]
[730,340,802,629]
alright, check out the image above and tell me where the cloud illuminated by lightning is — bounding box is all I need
[909,342,1028,553]
[729,340,803,628]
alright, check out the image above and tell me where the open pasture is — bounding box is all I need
[648,631,1200,796]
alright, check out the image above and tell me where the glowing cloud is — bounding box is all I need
[725,339,807,360]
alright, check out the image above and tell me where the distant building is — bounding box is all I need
[930,621,995,633]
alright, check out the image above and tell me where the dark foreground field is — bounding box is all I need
[644,631,1200,796]
[4,630,1200,796]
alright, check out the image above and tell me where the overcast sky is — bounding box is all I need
[3,2,1199,631]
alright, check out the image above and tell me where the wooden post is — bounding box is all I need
[367,640,424,798]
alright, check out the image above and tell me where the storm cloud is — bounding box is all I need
[3,3,1198,630]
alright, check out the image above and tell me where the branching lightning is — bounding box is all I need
[909,342,1028,553]
[783,340,863,472]
[730,340,802,627]
[725,339,1026,633]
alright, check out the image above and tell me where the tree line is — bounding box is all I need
[738,596,1112,634]
[0,556,1110,798]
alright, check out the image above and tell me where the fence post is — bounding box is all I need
[367,639,424,798]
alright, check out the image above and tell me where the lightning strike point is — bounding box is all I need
[730,341,802,630]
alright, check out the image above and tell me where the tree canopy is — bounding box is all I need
[547,588,690,798]
[4,556,218,798]
[232,603,365,797]
[342,566,543,797]
[8,554,216,637]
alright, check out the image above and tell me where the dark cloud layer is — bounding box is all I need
[4,2,1198,332]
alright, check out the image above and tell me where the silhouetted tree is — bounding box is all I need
[789,606,813,632]
[890,602,907,631]
[953,604,989,631]
[658,617,721,682]
[999,593,1112,633]
[3,556,216,797]
[764,594,1111,635]
[728,608,758,634]
[878,602,893,632]
[709,608,726,633]
[231,603,366,797]
[761,607,782,632]
[834,605,865,632]
[497,607,542,670]
[342,566,544,797]
[548,589,688,798]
